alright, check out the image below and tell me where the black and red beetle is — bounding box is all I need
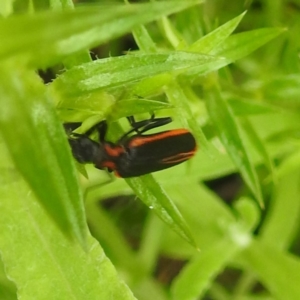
[65,115,197,178]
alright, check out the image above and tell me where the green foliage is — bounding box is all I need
[0,0,300,299]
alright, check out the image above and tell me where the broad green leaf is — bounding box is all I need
[188,11,246,53]
[0,65,87,246]
[239,239,300,299]
[126,176,197,248]
[171,237,242,300]
[205,88,263,207]
[52,52,227,100]
[0,168,136,300]
[0,1,202,67]
[259,170,300,251]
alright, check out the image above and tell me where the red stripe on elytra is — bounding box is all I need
[128,129,189,148]
[161,151,195,164]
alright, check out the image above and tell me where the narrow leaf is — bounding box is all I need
[52,52,226,99]
[188,11,246,53]
[131,21,158,53]
[205,87,263,207]
[211,27,285,61]
[187,28,284,76]
[159,15,185,48]
[127,176,197,248]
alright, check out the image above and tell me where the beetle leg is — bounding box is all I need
[127,114,172,134]
[127,115,150,133]
[138,116,172,134]
[94,121,108,142]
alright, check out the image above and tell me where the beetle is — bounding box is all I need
[65,115,197,178]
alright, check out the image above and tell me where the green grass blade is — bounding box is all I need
[130,21,157,53]
[211,27,285,61]
[187,27,284,76]
[159,15,185,49]
[127,176,197,248]
[188,11,246,53]
[205,87,263,207]
[0,65,87,246]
